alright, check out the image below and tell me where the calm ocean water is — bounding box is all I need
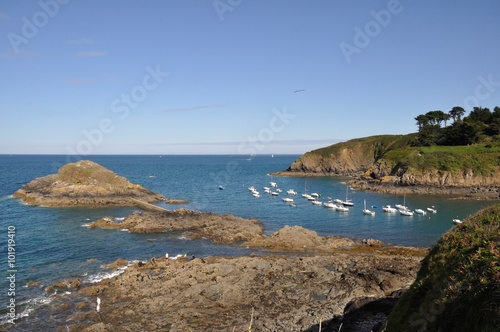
[0,154,495,327]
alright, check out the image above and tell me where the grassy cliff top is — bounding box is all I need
[380,142,500,176]
[385,203,500,331]
[308,134,417,158]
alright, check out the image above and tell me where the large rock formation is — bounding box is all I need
[385,203,500,331]
[274,135,500,199]
[13,160,168,207]
[275,135,415,177]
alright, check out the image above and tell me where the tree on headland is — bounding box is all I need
[449,106,465,122]
[414,114,429,131]
[413,106,500,146]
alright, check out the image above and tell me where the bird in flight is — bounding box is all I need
[294,89,305,93]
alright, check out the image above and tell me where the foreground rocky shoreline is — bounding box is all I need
[73,250,425,331]
[10,209,427,331]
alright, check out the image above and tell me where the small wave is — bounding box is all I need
[177,235,190,240]
[114,217,125,221]
[81,223,90,228]
[0,294,54,325]
[148,175,156,178]
[120,229,130,233]
[85,260,139,284]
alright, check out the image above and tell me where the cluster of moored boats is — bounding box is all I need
[245,183,457,221]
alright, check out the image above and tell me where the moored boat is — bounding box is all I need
[362,199,375,216]
[400,208,414,216]
[382,205,397,213]
[427,206,437,213]
[336,204,349,212]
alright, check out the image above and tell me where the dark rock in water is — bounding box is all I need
[13,160,172,207]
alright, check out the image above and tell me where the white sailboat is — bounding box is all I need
[362,199,375,216]
[342,186,354,206]
[398,194,413,216]
[301,181,309,198]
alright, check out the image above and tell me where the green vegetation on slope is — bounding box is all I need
[310,134,416,159]
[385,204,500,332]
[380,142,500,176]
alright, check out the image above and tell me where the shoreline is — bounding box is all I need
[272,171,500,200]
[8,208,429,331]
[11,238,427,331]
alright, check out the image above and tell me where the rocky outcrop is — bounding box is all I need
[88,209,264,244]
[244,225,356,252]
[26,242,426,331]
[13,160,172,207]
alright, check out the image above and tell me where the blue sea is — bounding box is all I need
[0,154,495,327]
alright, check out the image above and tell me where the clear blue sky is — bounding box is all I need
[1,0,500,155]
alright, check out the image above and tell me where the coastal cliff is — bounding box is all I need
[13,160,172,207]
[274,135,500,199]
[276,135,415,177]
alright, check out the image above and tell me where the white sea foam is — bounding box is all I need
[81,223,90,228]
[0,295,54,325]
[85,260,139,284]
[120,229,130,233]
[177,235,189,240]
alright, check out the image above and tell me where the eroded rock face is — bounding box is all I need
[283,146,377,177]
[34,249,425,332]
[13,160,167,207]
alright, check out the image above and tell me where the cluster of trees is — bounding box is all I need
[413,106,500,146]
